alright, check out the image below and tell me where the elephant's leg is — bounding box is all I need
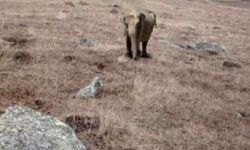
[142,41,148,57]
[126,35,132,58]
[137,42,141,56]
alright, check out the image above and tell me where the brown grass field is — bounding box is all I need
[0,0,250,149]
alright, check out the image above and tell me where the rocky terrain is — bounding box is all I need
[0,0,250,149]
[0,106,86,150]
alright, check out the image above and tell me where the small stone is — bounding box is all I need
[65,1,75,7]
[223,61,241,68]
[112,4,120,8]
[236,112,247,118]
[161,12,173,19]
[65,115,100,132]
[79,1,88,6]
[213,26,221,30]
[158,23,167,29]
[19,23,28,27]
[94,62,105,70]
[13,51,32,64]
[76,77,102,98]
[186,44,195,50]
[178,42,225,55]
[64,55,76,62]
[56,11,68,19]
[195,42,224,53]
[117,56,129,63]
[79,39,96,47]
[110,8,118,14]
[2,36,28,46]
[34,100,45,106]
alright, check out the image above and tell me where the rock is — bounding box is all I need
[56,11,68,19]
[110,8,118,14]
[94,62,105,70]
[161,12,173,19]
[79,39,96,47]
[13,51,32,64]
[223,61,241,68]
[76,77,102,98]
[79,1,88,6]
[236,111,247,118]
[111,4,120,8]
[158,23,167,29]
[2,36,28,46]
[117,56,129,63]
[213,26,221,30]
[33,100,45,109]
[178,43,196,50]
[65,1,75,7]
[65,115,100,132]
[195,42,225,54]
[0,105,86,150]
[178,42,225,55]
[63,55,76,62]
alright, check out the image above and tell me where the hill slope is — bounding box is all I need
[0,0,250,149]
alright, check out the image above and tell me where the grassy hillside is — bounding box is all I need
[0,0,250,149]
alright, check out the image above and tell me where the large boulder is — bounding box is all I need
[0,106,86,150]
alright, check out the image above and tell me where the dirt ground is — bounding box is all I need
[0,0,250,149]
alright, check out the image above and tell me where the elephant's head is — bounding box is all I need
[121,12,145,40]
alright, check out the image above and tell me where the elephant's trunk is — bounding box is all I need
[127,26,139,60]
[131,36,139,60]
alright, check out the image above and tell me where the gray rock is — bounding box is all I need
[79,39,96,47]
[0,106,86,150]
[110,8,118,14]
[195,42,225,53]
[79,1,88,6]
[65,1,75,7]
[110,4,120,8]
[76,77,102,98]
[236,111,247,118]
[178,42,225,55]
[222,61,241,68]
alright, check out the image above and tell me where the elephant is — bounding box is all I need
[121,9,157,60]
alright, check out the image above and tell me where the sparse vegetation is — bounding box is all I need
[0,0,250,149]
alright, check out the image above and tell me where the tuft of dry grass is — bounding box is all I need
[0,0,250,149]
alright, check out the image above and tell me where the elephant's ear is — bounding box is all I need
[139,13,145,24]
[138,13,145,40]
[139,13,145,31]
[123,15,133,24]
[121,16,128,36]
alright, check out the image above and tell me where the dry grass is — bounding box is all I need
[0,0,250,149]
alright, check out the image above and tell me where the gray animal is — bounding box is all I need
[121,9,157,60]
